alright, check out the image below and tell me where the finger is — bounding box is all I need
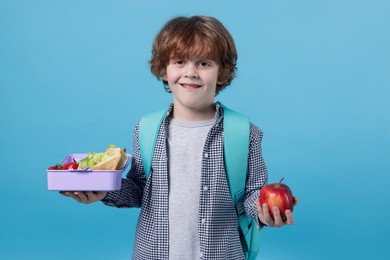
[85,192,100,203]
[285,210,294,225]
[85,192,93,201]
[74,192,89,203]
[59,191,70,197]
[256,199,266,223]
[261,203,276,226]
[86,191,105,203]
[272,206,284,227]
[262,203,271,220]
[256,199,263,214]
[63,192,82,203]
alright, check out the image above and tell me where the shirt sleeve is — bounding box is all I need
[243,123,268,229]
[102,123,146,208]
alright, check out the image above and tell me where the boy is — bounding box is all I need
[62,16,296,259]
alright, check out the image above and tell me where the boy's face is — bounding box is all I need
[163,57,221,119]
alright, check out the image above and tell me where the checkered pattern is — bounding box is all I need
[103,102,268,259]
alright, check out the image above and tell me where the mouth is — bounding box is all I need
[180,83,201,89]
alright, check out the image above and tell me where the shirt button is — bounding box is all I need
[204,153,208,158]
[200,252,204,258]
[201,218,206,224]
[203,186,208,191]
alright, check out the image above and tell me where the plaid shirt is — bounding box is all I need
[103,102,268,260]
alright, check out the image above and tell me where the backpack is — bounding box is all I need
[138,103,261,260]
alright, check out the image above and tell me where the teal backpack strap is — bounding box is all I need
[138,108,168,178]
[222,104,250,205]
[221,103,261,260]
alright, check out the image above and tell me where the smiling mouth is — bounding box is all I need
[180,83,201,89]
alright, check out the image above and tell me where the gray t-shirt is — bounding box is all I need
[168,117,215,260]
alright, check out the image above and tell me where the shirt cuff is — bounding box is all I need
[101,191,119,206]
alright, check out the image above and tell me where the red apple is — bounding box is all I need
[259,178,294,221]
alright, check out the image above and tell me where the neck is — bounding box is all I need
[172,103,216,121]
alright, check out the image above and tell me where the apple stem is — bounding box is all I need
[277,177,284,188]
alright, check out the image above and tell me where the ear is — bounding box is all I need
[217,76,224,85]
[162,69,167,81]
[217,69,225,85]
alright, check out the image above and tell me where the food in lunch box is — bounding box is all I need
[47,160,79,170]
[47,144,128,171]
[48,164,64,170]
[78,144,128,170]
[62,161,79,170]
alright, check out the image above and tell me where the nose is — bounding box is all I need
[184,63,199,78]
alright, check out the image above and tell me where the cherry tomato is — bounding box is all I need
[48,164,63,170]
[62,162,78,170]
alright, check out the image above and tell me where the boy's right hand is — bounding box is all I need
[60,191,107,204]
[256,197,298,227]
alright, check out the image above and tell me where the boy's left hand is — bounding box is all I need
[255,197,298,227]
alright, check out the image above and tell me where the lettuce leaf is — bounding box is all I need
[78,144,125,170]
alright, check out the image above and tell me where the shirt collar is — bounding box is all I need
[164,101,224,125]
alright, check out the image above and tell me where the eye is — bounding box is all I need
[198,61,211,68]
[172,59,184,65]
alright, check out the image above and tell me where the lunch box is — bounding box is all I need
[46,153,131,191]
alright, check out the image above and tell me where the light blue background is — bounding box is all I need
[1,0,389,259]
